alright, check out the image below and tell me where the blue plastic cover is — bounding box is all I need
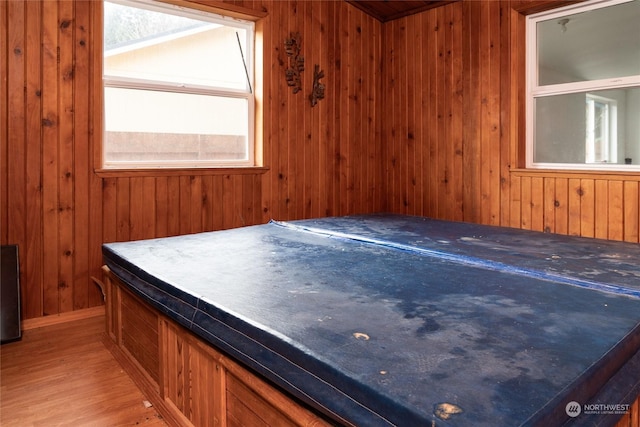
[102,214,640,426]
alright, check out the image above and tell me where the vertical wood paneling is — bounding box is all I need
[155,177,169,238]
[499,1,514,227]
[304,0,317,218]
[116,178,130,242]
[383,19,396,213]
[167,176,181,236]
[623,181,639,243]
[102,178,117,243]
[88,0,105,307]
[275,0,290,220]
[435,7,448,219]
[509,174,522,228]
[426,10,439,219]
[482,0,502,226]
[554,178,569,235]
[6,0,26,254]
[200,175,213,232]
[580,179,595,238]
[568,178,582,236]
[530,177,544,231]
[543,178,555,233]
[0,1,8,247]
[24,0,44,317]
[58,0,75,313]
[129,177,156,240]
[73,0,91,309]
[594,180,608,240]
[8,0,384,320]
[520,176,531,230]
[383,0,640,243]
[384,2,464,221]
[462,0,480,224]
[398,13,409,213]
[338,4,351,215]
[330,2,340,216]
[41,0,60,316]
[450,5,463,221]
[409,14,422,215]
[2,0,638,322]
[289,2,303,221]
[608,180,624,241]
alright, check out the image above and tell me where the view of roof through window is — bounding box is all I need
[102,0,255,168]
[104,2,209,51]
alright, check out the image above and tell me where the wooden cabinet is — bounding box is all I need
[103,268,333,427]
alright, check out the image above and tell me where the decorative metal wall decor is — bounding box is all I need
[309,65,325,107]
[284,32,304,94]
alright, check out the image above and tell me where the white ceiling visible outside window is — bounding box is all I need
[102,0,255,169]
[526,0,640,171]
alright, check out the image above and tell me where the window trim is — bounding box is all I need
[525,0,640,172]
[94,0,265,174]
[585,93,618,164]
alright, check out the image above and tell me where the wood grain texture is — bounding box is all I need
[0,314,166,427]
[1,0,384,320]
[106,269,335,427]
[1,0,639,323]
[382,0,640,240]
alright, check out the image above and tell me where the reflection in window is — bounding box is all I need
[533,88,639,167]
[527,0,640,171]
[102,0,255,169]
[585,94,617,164]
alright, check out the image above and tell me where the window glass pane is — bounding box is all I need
[537,0,640,86]
[534,87,640,165]
[104,1,249,90]
[104,87,249,163]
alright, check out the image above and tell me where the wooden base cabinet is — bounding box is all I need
[103,268,332,427]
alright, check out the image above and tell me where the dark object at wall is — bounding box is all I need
[284,32,304,94]
[309,64,325,107]
[1,245,21,344]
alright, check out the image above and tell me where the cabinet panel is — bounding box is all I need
[163,320,225,427]
[104,268,332,427]
[226,373,298,427]
[120,289,160,385]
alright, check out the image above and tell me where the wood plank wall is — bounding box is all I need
[382,0,640,240]
[2,0,639,321]
[1,0,383,320]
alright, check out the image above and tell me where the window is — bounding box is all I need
[585,94,617,164]
[103,0,255,169]
[526,0,640,171]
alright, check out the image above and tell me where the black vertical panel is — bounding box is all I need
[1,245,21,343]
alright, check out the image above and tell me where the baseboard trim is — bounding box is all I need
[22,306,105,330]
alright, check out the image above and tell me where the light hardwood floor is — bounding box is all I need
[1,314,166,426]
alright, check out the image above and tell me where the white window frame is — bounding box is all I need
[526,0,640,171]
[585,93,617,164]
[102,0,256,169]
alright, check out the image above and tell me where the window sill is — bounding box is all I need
[510,168,640,181]
[95,166,269,178]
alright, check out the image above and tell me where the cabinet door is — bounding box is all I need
[120,289,160,386]
[163,320,225,427]
[226,373,299,427]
